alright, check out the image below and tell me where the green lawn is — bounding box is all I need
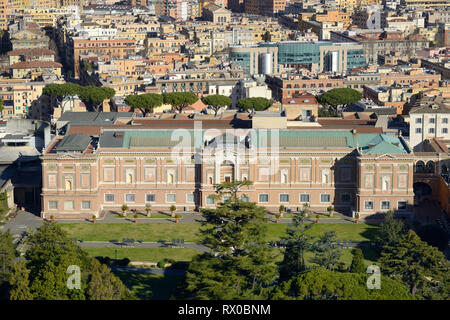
[113,272,184,300]
[114,214,178,219]
[266,223,379,242]
[84,247,200,262]
[61,223,202,242]
[61,222,379,243]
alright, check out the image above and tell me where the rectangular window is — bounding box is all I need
[125,194,135,202]
[241,195,249,202]
[166,194,176,202]
[320,194,330,203]
[443,128,448,134]
[206,196,215,204]
[105,194,115,202]
[364,201,374,210]
[48,200,57,209]
[279,194,289,203]
[146,194,155,202]
[429,118,435,124]
[442,118,448,124]
[186,193,194,203]
[415,128,422,134]
[300,194,310,202]
[381,201,390,210]
[259,194,269,203]
[81,201,91,209]
[429,128,435,134]
[415,118,422,124]
[398,201,407,210]
[64,200,74,210]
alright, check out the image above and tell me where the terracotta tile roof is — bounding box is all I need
[10,60,62,69]
[7,48,55,56]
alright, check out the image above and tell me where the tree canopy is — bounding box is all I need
[309,230,342,271]
[379,230,450,299]
[201,95,232,115]
[278,210,314,281]
[270,268,416,300]
[317,88,362,112]
[10,222,135,300]
[416,224,449,252]
[125,93,163,117]
[178,181,277,299]
[162,92,198,113]
[78,86,115,112]
[0,98,3,113]
[350,248,366,273]
[237,97,272,112]
[43,83,115,112]
[375,211,407,249]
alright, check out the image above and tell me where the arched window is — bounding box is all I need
[426,161,435,174]
[168,173,174,184]
[415,161,425,173]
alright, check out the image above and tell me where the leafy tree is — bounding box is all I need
[270,268,416,300]
[237,97,272,112]
[379,230,450,298]
[42,83,82,109]
[309,231,342,270]
[349,248,366,273]
[180,182,277,299]
[201,95,232,116]
[317,88,362,113]
[262,30,271,42]
[85,258,134,300]
[0,98,3,113]
[416,224,449,252]
[375,211,407,249]
[8,261,33,300]
[163,92,198,113]
[0,230,17,284]
[78,86,115,112]
[0,230,18,299]
[22,222,134,300]
[318,106,339,117]
[278,210,314,281]
[125,93,163,117]
[213,180,253,203]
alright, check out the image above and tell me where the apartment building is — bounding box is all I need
[67,36,137,78]
[409,95,450,151]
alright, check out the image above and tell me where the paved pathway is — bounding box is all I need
[0,210,43,237]
[110,266,186,276]
[78,240,209,252]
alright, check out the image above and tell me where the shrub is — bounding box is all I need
[157,261,166,268]
[117,258,130,266]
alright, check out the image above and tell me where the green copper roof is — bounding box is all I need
[99,129,409,155]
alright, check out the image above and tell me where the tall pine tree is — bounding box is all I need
[278,210,314,281]
[180,181,277,299]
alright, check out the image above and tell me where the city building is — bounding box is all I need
[409,95,450,151]
[40,127,414,219]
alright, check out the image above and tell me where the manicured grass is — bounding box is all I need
[61,223,202,242]
[61,222,379,243]
[113,272,184,300]
[266,223,379,242]
[84,247,200,262]
[114,214,178,219]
